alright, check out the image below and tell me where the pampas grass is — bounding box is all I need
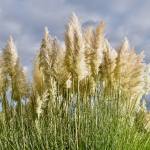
[0,13,150,149]
[65,13,88,82]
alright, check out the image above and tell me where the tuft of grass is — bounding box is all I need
[0,13,150,149]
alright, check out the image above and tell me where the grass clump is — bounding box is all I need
[0,13,150,149]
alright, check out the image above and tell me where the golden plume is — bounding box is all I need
[99,39,117,94]
[33,55,44,93]
[64,13,88,82]
[114,38,145,109]
[11,58,29,101]
[84,21,105,77]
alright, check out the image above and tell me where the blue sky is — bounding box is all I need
[0,0,150,75]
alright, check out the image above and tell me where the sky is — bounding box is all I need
[0,0,150,75]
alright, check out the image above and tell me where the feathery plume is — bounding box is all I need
[33,54,45,96]
[38,27,52,85]
[36,90,49,119]
[64,13,88,82]
[11,58,29,101]
[114,38,145,109]
[84,21,105,77]
[2,35,18,77]
[143,64,150,94]
[99,39,117,93]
